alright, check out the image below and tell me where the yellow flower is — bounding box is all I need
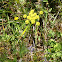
[29,12,32,16]
[27,16,31,20]
[39,11,43,14]
[14,17,18,20]
[31,20,35,24]
[36,15,39,19]
[32,17,36,20]
[23,14,27,18]
[30,9,34,14]
[25,20,29,24]
[36,22,40,26]
[33,13,37,16]
[30,13,37,18]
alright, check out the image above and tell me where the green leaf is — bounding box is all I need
[43,0,48,2]
[60,33,62,36]
[59,12,62,16]
[56,52,62,57]
[48,8,52,12]
[54,43,61,52]
[44,10,48,13]
[48,39,56,47]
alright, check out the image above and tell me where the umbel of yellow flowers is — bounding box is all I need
[23,9,43,26]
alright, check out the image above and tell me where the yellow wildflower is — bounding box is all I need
[30,13,37,18]
[27,16,31,20]
[14,17,18,20]
[36,22,40,26]
[29,12,32,16]
[36,15,39,19]
[25,20,29,24]
[30,14,34,17]
[32,17,36,20]
[33,13,37,16]
[31,20,35,24]
[39,11,43,14]
[30,9,34,14]
[29,18,33,21]
[23,14,27,18]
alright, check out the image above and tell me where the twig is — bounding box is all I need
[2,17,4,30]
[53,7,61,23]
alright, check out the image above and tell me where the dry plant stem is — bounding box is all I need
[44,13,48,45]
[2,17,4,30]
[29,25,35,61]
[29,34,31,43]
[53,7,61,24]
[30,52,34,62]
[33,25,35,47]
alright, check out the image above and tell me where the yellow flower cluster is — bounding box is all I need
[23,9,40,26]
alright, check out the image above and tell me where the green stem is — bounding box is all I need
[35,26,38,45]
